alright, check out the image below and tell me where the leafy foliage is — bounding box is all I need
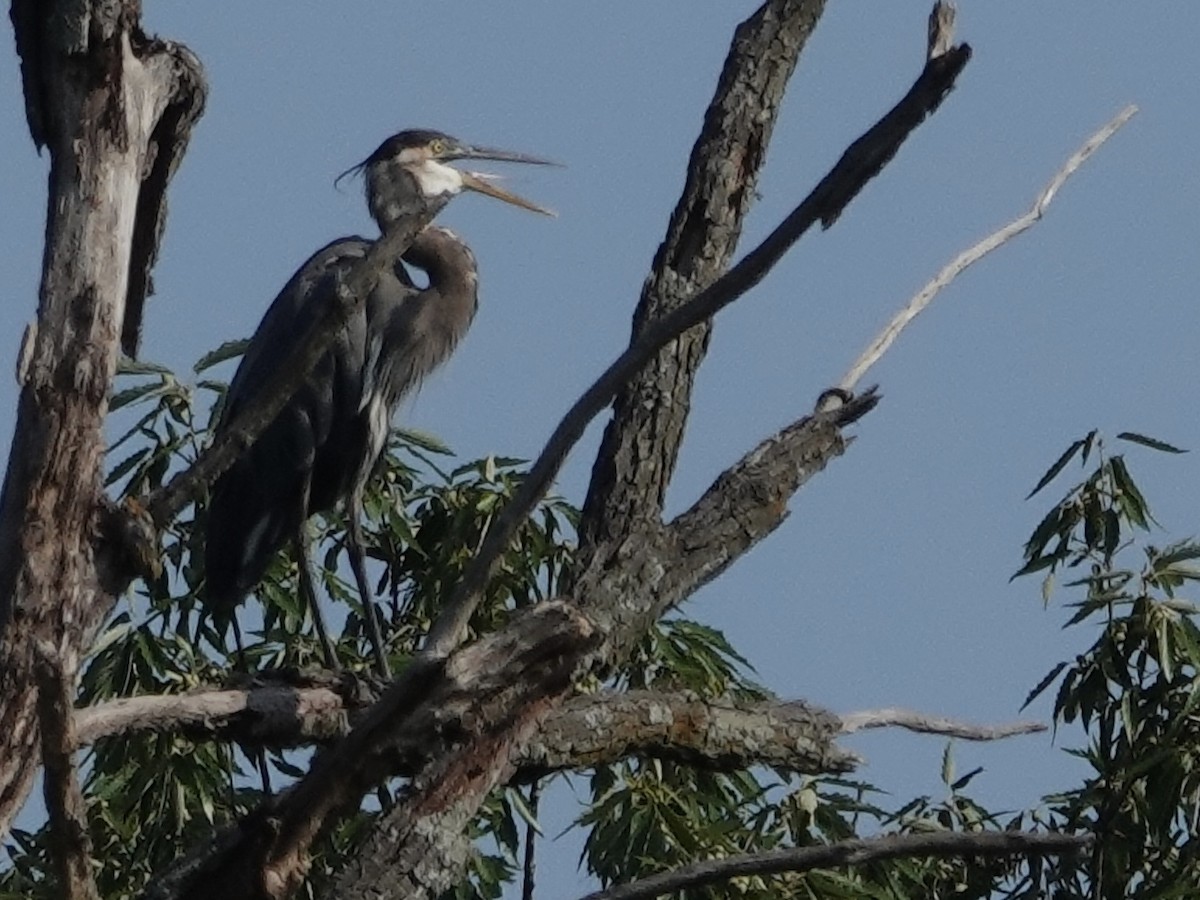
[1004,432,1200,898]
[5,342,1200,900]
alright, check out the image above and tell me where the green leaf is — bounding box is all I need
[1022,661,1067,710]
[116,356,174,376]
[193,338,249,373]
[950,766,984,792]
[110,380,166,412]
[393,425,453,455]
[1116,431,1186,454]
[1011,552,1060,581]
[1026,437,1087,499]
[1109,455,1153,530]
[105,447,151,488]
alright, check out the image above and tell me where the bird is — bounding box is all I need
[203,130,555,678]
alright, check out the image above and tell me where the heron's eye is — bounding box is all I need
[429,139,447,156]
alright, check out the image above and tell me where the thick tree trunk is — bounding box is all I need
[0,0,204,835]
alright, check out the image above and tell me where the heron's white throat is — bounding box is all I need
[410,159,464,200]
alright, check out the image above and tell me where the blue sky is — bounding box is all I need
[3,1,1199,893]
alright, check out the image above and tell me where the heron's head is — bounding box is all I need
[337,129,557,232]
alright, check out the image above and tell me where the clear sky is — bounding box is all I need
[2,2,1199,894]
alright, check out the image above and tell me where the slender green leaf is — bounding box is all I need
[117,356,174,376]
[1022,661,1067,710]
[193,338,249,373]
[1026,438,1086,499]
[1116,432,1186,454]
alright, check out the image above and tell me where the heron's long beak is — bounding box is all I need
[453,145,561,168]
[460,170,556,217]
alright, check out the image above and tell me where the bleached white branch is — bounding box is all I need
[839,707,1046,740]
[838,103,1137,393]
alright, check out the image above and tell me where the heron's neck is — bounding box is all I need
[403,230,479,316]
[367,160,459,234]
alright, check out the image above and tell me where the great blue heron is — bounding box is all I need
[203,130,555,677]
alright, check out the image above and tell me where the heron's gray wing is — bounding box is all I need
[220,237,371,427]
[205,237,370,612]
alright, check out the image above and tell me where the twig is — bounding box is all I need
[838,104,1137,393]
[839,707,1046,741]
[424,36,973,657]
[576,831,1090,900]
[33,642,100,900]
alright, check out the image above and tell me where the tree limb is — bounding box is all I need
[524,691,856,776]
[577,0,828,554]
[839,707,1046,741]
[150,4,971,895]
[77,684,857,779]
[159,602,598,900]
[33,642,99,900]
[74,680,352,748]
[838,104,1137,393]
[311,7,970,896]
[576,831,1091,900]
[425,13,970,659]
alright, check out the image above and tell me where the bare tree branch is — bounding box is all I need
[75,680,352,748]
[525,691,857,776]
[838,104,1137,394]
[839,707,1047,741]
[576,831,1091,900]
[33,643,99,900]
[159,602,598,900]
[151,5,971,896]
[640,391,879,633]
[304,9,971,895]
[78,685,858,779]
[425,16,971,659]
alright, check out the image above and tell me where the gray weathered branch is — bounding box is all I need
[424,8,969,660]
[79,685,858,777]
[159,602,598,900]
[840,707,1047,741]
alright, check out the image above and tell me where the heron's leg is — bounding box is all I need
[229,616,248,669]
[295,525,340,670]
[292,469,340,670]
[346,495,391,678]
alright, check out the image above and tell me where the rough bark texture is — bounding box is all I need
[577,0,827,552]
[0,0,205,837]
[156,602,598,900]
[34,644,99,900]
[524,691,855,776]
[75,684,858,778]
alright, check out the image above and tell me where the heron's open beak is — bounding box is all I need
[460,170,556,217]
[450,144,559,217]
